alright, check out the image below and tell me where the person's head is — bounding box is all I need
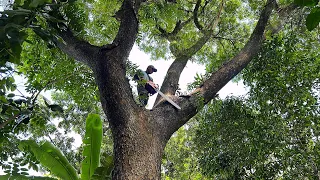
[146,65,157,74]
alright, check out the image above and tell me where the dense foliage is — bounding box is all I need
[194,29,320,179]
[0,0,319,179]
[160,21,320,180]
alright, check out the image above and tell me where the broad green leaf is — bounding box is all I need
[306,7,320,30]
[91,155,114,179]
[81,114,103,180]
[19,140,79,180]
[91,166,113,180]
[103,155,114,175]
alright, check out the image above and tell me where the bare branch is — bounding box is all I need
[154,31,212,105]
[194,0,203,30]
[111,0,141,60]
[157,17,193,40]
[206,0,224,31]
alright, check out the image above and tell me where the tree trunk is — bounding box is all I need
[111,112,165,180]
[92,55,166,179]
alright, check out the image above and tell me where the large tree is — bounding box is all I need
[1,0,318,179]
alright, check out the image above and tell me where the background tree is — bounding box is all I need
[161,121,206,179]
[1,0,319,179]
[195,28,320,179]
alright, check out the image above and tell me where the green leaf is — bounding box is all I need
[29,162,39,171]
[306,7,320,31]
[4,170,11,174]
[103,155,114,175]
[9,43,22,64]
[91,166,113,180]
[0,95,8,103]
[81,114,103,180]
[48,104,64,113]
[294,0,319,6]
[20,172,29,175]
[20,168,29,172]
[19,140,79,180]
[7,93,15,97]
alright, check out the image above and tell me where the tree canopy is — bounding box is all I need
[0,0,319,179]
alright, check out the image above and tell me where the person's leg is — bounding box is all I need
[137,87,149,106]
[139,92,149,106]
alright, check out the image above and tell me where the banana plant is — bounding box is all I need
[18,140,79,180]
[81,113,103,180]
[1,114,113,180]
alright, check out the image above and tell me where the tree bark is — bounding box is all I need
[93,54,168,178]
[92,52,168,179]
[111,112,166,179]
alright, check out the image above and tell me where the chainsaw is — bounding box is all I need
[154,88,181,110]
[147,82,181,110]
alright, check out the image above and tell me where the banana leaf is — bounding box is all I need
[19,140,79,180]
[91,155,114,180]
[81,114,103,180]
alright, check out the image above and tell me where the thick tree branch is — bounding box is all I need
[55,29,100,68]
[110,0,141,61]
[92,0,142,128]
[155,0,277,138]
[199,0,276,103]
[154,31,213,106]
[154,1,224,105]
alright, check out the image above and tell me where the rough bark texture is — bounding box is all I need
[111,111,166,179]
[52,0,298,179]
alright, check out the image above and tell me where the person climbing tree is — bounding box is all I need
[134,65,158,106]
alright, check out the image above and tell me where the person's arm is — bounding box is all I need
[147,81,158,89]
